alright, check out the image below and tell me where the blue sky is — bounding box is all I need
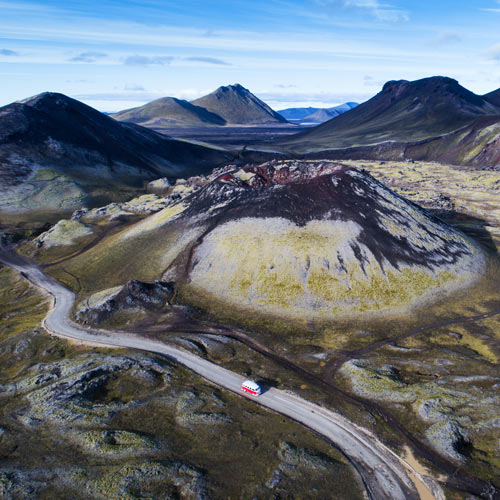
[1,0,500,111]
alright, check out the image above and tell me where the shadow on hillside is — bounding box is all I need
[429,209,498,254]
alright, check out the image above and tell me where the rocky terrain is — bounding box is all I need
[76,279,174,326]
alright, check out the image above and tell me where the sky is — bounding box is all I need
[1,0,500,111]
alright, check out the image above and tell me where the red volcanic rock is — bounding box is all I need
[215,160,347,189]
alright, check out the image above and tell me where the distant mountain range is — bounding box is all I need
[112,84,288,128]
[277,102,358,123]
[4,75,500,219]
[281,76,500,156]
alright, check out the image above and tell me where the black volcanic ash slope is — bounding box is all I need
[0,92,234,213]
[107,160,485,319]
[191,84,288,125]
[281,76,500,150]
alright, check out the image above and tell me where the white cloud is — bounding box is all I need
[69,51,107,63]
[123,55,174,66]
[316,0,409,22]
[363,76,386,87]
[183,56,231,65]
[124,83,145,91]
[74,87,212,103]
[433,32,462,46]
[0,48,18,56]
[122,54,231,67]
[481,0,500,12]
[0,1,57,12]
[486,43,500,61]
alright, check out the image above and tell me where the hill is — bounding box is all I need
[110,97,226,127]
[303,108,341,123]
[52,160,486,322]
[191,84,287,125]
[278,102,358,123]
[484,88,500,107]
[0,92,235,215]
[278,107,320,121]
[281,77,500,150]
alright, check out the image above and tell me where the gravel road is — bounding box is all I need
[0,246,444,500]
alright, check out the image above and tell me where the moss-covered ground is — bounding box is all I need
[8,159,500,493]
[0,264,365,499]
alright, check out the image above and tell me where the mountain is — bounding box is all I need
[484,88,500,108]
[330,102,359,114]
[110,97,226,127]
[278,102,358,123]
[303,108,341,123]
[281,77,500,150]
[64,160,486,322]
[311,115,500,167]
[0,92,236,215]
[278,107,320,121]
[191,84,287,125]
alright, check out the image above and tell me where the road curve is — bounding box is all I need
[0,247,444,500]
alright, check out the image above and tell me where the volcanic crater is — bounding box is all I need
[158,160,486,319]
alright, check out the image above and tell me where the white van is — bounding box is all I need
[241,380,261,396]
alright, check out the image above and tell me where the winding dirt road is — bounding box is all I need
[0,247,444,500]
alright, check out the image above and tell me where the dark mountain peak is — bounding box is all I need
[381,79,410,95]
[381,77,466,99]
[20,91,65,103]
[209,84,252,102]
[215,83,247,94]
[285,76,500,149]
[380,76,490,110]
[20,91,82,111]
[416,75,459,86]
[203,83,254,102]
[484,88,500,107]
[14,91,112,127]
